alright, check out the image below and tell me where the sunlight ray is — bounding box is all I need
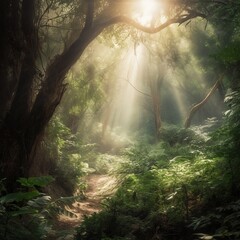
[134,0,164,26]
[110,45,143,132]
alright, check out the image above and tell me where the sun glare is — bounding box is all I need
[136,0,160,25]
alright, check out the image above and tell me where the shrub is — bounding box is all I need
[0,176,55,240]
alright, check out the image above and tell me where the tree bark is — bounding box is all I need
[0,1,23,123]
[149,76,164,139]
[184,74,224,128]
[0,1,206,192]
[0,0,39,191]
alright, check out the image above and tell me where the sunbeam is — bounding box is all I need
[109,45,143,133]
[134,0,163,26]
[99,20,223,139]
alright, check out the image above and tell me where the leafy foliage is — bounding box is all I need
[120,126,205,174]
[190,200,240,239]
[45,117,97,193]
[0,176,55,240]
[0,176,84,239]
[76,126,230,240]
[215,41,240,66]
[210,90,240,193]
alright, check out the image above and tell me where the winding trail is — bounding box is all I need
[50,174,117,239]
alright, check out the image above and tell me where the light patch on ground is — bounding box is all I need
[48,174,118,239]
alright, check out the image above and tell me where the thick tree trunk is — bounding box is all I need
[0,129,23,191]
[0,1,106,192]
[0,0,39,191]
[0,0,205,192]
[0,1,24,123]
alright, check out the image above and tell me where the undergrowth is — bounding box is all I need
[76,90,240,240]
[0,176,83,240]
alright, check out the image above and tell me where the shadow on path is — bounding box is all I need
[48,174,117,239]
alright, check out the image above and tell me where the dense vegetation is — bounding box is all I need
[1,0,240,239]
[76,100,240,239]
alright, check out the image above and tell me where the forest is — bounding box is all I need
[0,0,240,239]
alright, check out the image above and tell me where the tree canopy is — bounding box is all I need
[1,0,240,239]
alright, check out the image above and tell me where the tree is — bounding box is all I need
[0,0,226,191]
[184,74,223,128]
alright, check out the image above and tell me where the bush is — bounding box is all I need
[76,119,240,240]
[210,90,240,195]
[0,176,55,240]
[190,200,240,239]
[46,117,97,193]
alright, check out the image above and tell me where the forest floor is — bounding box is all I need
[48,174,118,240]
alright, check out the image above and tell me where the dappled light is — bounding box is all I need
[1,0,240,240]
[98,24,223,136]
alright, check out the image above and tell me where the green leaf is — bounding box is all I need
[0,190,40,203]
[215,41,240,65]
[17,176,55,188]
[10,206,38,217]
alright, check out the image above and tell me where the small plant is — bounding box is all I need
[190,200,240,239]
[46,117,97,193]
[0,176,56,240]
[210,90,240,195]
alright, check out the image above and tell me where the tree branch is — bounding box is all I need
[125,79,151,97]
[184,73,224,128]
[84,0,94,29]
[28,6,206,151]
[97,11,206,34]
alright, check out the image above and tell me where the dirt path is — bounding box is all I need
[50,174,117,239]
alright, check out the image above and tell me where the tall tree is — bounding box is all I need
[0,0,228,191]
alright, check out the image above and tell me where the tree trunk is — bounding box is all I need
[0,0,205,192]
[184,75,223,128]
[0,1,24,123]
[149,76,164,139]
[0,1,108,192]
[0,0,39,191]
